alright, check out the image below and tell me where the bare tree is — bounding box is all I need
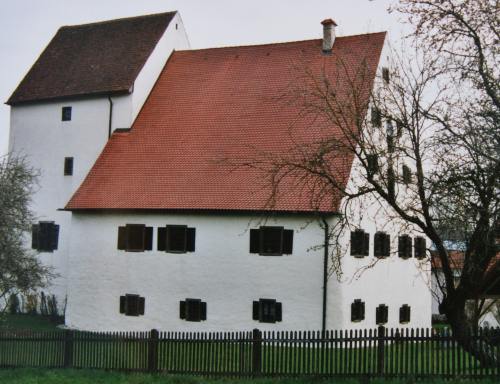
[0,154,53,314]
[233,0,498,363]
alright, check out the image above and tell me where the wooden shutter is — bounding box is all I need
[383,234,390,257]
[275,302,282,322]
[351,301,357,321]
[31,224,39,250]
[351,231,363,256]
[144,227,153,251]
[252,301,260,320]
[119,296,126,314]
[250,229,260,253]
[118,226,127,250]
[126,224,145,252]
[200,302,207,321]
[138,297,145,315]
[383,306,388,323]
[179,301,186,319]
[49,224,59,251]
[374,233,383,257]
[282,230,293,254]
[157,227,166,251]
[166,225,187,253]
[363,233,370,256]
[187,228,196,252]
[398,235,411,258]
[360,301,365,320]
[39,222,51,251]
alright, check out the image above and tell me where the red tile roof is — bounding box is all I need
[7,12,176,105]
[66,32,386,212]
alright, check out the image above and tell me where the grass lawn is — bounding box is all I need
[0,314,63,332]
[0,369,498,384]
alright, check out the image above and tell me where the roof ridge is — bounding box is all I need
[177,31,387,53]
[59,11,177,30]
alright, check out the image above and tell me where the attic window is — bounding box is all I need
[175,23,178,30]
[62,106,72,121]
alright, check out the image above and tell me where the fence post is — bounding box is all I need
[63,329,73,368]
[252,328,262,376]
[148,329,159,372]
[377,325,385,376]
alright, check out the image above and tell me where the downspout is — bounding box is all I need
[107,95,114,139]
[321,216,329,333]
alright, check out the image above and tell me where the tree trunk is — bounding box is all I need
[445,294,498,367]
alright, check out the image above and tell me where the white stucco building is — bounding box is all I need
[8,12,431,331]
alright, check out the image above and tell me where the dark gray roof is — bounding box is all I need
[7,12,176,105]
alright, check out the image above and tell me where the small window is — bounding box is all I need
[64,157,73,176]
[414,237,426,259]
[376,304,389,324]
[250,226,293,255]
[402,165,412,184]
[351,299,365,322]
[119,294,145,316]
[382,67,390,83]
[157,225,195,253]
[252,299,282,323]
[366,154,379,177]
[62,106,72,121]
[117,224,153,252]
[398,235,412,259]
[32,221,59,252]
[399,304,411,323]
[374,232,390,258]
[350,229,369,257]
[371,107,381,127]
[179,299,207,322]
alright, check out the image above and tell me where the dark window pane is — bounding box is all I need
[166,225,187,253]
[62,106,72,121]
[64,157,73,176]
[259,299,277,323]
[186,299,202,322]
[260,227,283,255]
[126,224,145,251]
[125,294,140,316]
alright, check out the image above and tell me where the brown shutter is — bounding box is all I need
[179,301,186,319]
[200,302,207,320]
[187,228,196,252]
[252,301,260,320]
[363,233,370,256]
[145,227,153,251]
[282,229,293,254]
[50,224,59,251]
[383,234,390,256]
[138,297,145,315]
[118,226,127,250]
[250,229,260,253]
[119,296,126,314]
[351,301,357,321]
[157,227,166,251]
[32,224,40,250]
[275,302,282,322]
[360,301,365,320]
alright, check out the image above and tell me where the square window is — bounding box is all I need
[179,298,207,322]
[166,225,187,252]
[64,157,73,176]
[253,299,282,323]
[32,221,59,252]
[260,227,283,255]
[117,224,153,252]
[119,294,145,316]
[62,106,72,121]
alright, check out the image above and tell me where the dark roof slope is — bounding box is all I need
[66,32,386,212]
[7,12,176,105]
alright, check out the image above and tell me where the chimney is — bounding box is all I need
[321,19,337,53]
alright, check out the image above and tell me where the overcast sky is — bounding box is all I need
[0,0,405,156]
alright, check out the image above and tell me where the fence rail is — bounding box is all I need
[0,326,499,378]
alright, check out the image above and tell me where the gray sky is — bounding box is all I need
[0,0,404,155]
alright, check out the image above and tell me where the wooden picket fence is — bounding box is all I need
[1,326,500,378]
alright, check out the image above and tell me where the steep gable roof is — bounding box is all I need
[7,12,176,105]
[66,32,386,213]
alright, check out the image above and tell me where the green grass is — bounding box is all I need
[0,369,498,384]
[0,314,63,332]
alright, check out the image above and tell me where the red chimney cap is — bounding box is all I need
[321,19,337,26]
